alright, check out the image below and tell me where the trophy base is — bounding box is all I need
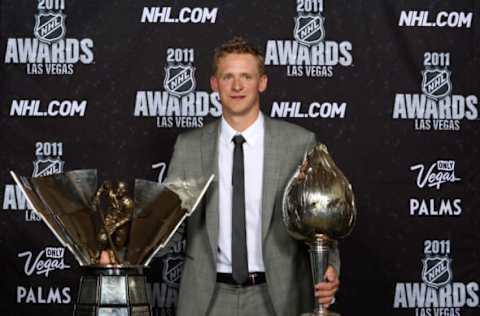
[302,309,340,316]
[74,266,151,316]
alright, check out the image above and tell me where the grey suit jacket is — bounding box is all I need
[166,116,340,316]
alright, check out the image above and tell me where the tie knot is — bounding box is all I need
[232,135,246,146]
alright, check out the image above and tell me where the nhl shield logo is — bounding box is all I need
[421,256,452,288]
[32,158,64,177]
[34,13,66,44]
[164,65,196,97]
[293,14,325,46]
[421,68,452,100]
[162,255,184,287]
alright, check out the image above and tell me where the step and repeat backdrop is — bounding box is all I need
[1,0,479,315]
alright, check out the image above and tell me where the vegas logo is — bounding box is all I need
[18,247,71,278]
[410,160,460,190]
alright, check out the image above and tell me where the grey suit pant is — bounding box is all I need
[206,282,277,316]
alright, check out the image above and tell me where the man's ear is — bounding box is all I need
[210,75,218,92]
[258,74,268,93]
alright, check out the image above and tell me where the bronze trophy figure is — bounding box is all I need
[94,181,134,265]
[10,169,214,316]
[282,144,356,316]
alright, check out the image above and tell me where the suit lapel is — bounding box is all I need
[202,120,220,259]
[262,117,281,240]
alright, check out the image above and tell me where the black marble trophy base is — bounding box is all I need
[74,266,151,316]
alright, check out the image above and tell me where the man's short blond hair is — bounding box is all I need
[212,37,265,75]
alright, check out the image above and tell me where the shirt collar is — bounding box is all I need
[220,112,264,147]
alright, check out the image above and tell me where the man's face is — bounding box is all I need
[210,53,267,119]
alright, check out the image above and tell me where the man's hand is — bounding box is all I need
[99,250,112,265]
[314,265,339,307]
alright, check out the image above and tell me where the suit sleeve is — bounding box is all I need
[165,134,186,182]
[303,132,341,275]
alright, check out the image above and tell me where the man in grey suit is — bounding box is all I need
[166,37,340,316]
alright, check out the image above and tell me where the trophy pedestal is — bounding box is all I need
[302,312,340,316]
[74,266,151,316]
[302,309,340,316]
[304,235,340,316]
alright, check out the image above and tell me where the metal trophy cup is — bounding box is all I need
[282,144,356,316]
[10,169,214,316]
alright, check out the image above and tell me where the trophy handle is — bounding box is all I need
[306,234,340,316]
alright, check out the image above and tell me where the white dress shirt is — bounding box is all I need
[216,112,265,273]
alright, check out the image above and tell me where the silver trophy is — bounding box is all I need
[10,169,213,316]
[282,144,356,316]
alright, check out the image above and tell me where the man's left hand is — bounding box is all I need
[314,265,339,307]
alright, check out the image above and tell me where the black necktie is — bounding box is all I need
[231,135,248,284]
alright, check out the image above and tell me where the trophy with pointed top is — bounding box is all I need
[283,144,356,316]
[11,169,213,316]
